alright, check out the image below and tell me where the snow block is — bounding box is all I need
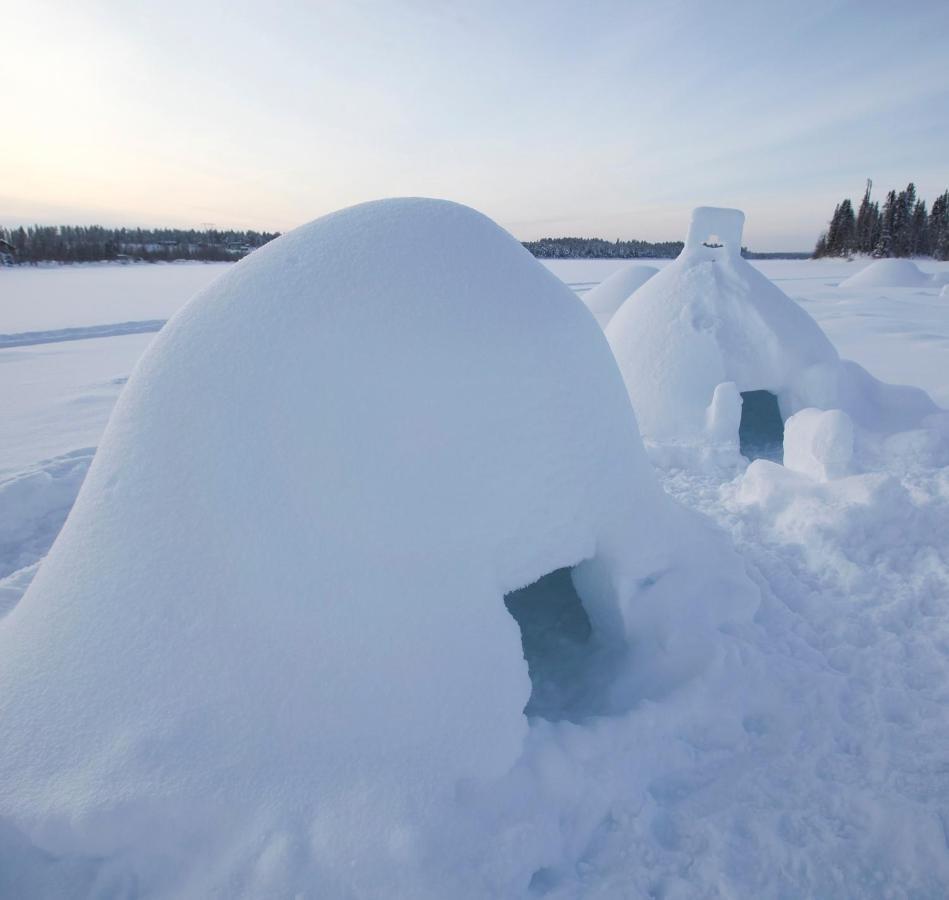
[783,407,854,481]
[705,381,742,443]
[684,206,745,258]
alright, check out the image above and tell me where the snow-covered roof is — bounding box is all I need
[0,198,756,891]
[606,208,938,459]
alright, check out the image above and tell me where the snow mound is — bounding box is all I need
[839,258,933,289]
[0,198,756,896]
[581,264,658,327]
[941,284,949,298]
[606,207,939,467]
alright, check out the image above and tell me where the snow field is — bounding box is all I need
[0,207,948,896]
[0,260,229,334]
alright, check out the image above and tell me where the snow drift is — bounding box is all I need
[838,257,933,289]
[581,263,657,327]
[0,198,756,896]
[606,207,939,467]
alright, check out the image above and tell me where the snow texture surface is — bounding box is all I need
[580,264,657,327]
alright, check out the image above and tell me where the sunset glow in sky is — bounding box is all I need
[2,0,947,249]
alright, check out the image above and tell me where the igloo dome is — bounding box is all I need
[606,207,938,465]
[838,257,933,289]
[0,199,755,894]
[582,263,658,327]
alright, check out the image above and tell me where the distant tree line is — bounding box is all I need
[0,225,280,264]
[741,250,811,260]
[522,237,685,259]
[521,237,809,260]
[814,180,949,260]
[0,223,822,266]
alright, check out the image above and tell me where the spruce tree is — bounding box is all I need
[839,198,856,255]
[875,190,897,257]
[868,200,881,252]
[855,179,874,253]
[911,200,930,256]
[826,199,856,256]
[825,203,843,255]
[930,191,949,261]
[892,183,916,256]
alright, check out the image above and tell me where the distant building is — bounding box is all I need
[224,239,253,256]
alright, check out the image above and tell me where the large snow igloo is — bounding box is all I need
[0,198,755,894]
[605,207,938,467]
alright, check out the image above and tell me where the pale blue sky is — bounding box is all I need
[2,0,947,249]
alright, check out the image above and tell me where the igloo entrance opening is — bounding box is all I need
[504,566,615,722]
[739,390,784,462]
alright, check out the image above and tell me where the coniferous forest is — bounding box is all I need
[2,215,907,266]
[521,236,685,259]
[0,226,693,265]
[814,180,949,260]
[0,225,280,264]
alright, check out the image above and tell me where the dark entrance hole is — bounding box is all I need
[739,390,784,462]
[504,566,615,721]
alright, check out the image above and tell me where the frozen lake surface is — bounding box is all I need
[3,257,947,479]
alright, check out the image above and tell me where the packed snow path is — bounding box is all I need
[0,319,166,349]
[572,459,949,897]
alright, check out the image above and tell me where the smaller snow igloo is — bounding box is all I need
[605,207,939,467]
[838,258,933,289]
[0,198,756,893]
[582,264,658,328]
